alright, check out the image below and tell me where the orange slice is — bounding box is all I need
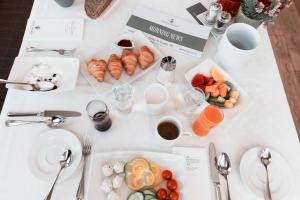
[211,67,225,82]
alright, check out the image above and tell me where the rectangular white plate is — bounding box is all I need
[185,58,248,119]
[86,151,187,200]
[80,31,163,93]
[7,56,80,93]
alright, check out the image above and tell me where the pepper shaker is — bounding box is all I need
[213,11,232,34]
[205,3,223,25]
[156,56,176,86]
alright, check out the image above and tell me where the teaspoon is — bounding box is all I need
[0,78,57,92]
[5,115,65,128]
[44,149,72,200]
[217,153,232,200]
[260,148,272,200]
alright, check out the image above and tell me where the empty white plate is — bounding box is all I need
[28,129,82,182]
[240,147,295,199]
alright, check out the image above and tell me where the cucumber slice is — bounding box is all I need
[127,192,144,200]
[142,189,156,197]
[144,195,155,200]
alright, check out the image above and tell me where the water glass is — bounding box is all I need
[86,100,112,132]
[113,82,133,112]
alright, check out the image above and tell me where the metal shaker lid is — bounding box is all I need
[160,56,176,71]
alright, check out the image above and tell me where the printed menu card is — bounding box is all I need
[24,19,84,41]
[125,5,211,58]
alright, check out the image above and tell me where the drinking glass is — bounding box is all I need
[192,105,224,136]
[86,100,112,132]
[113,82,133,112]
[181,88,205,117]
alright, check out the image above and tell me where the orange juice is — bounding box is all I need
[192,105,224,136]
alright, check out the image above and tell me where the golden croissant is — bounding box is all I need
[121,50,138,76]
[138,46,155,69]
[87,59,107,82]
[108,54,123,80]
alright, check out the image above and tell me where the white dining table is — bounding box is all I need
[0,0,299,199]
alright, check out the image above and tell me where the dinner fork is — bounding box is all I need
[26,47,76,56]
[76,135,92,200]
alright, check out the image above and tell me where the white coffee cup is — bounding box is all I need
[144,83,169,115]
[215,23,261,71]
[155,116,183,146]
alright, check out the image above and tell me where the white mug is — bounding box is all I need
[155,116,183,146]
[215,23,261,71]
[144,83,169,115]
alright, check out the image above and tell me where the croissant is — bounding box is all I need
[121,50,138,76]
[87,59,107,82]
[108,54,123,80]
[138,46,155,70]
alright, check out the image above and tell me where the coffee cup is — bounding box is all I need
[215,23,260,71]
[144,83,169,115]
[155,116,183,146]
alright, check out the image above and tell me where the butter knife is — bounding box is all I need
[209,143,222,200]
[7,110,82,117]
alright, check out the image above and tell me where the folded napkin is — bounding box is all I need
[173,147,213,200]
[24,19,84,41]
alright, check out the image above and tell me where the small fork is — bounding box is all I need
[76,135,92,200]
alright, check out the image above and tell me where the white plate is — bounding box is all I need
[7,56,79,93]
[80,31,163,93]
[86,151,187,200]
[184,58,248,119]
[28,129,82,182]
[240,147,295,199]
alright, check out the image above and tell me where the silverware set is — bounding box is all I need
[26,47,76,56]
[210,143,273,200]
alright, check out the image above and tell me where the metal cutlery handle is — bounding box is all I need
[26,47,54,52]
[215,183,222,200]
[44,167,63,200]
[76,156,87,200]
[265,166,272,200]
[7,112,41,117]
[0,79,30,85]
[225,177,231,200]
[5,120,45,127]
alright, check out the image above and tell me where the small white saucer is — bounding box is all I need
[240,147,295,199]
[28,129,82,182]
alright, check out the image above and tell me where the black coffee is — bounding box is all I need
[93,112,112,132]
[157,122,179,140]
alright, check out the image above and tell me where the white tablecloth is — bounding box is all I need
[0,0,299,199]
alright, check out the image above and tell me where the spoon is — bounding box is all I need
[217,153,232,200]
[0,78,57,92]
[5,115,65,128]
[44,149,72,200]
[260,148,272,200]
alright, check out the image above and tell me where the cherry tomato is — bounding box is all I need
[191,74,206,87]
[157,188,168,200]
[167,179,178,191]
[162,170,173,180]
[169,191,179,200]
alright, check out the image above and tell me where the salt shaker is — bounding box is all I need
[205,2,222,25]
[213,11,232,34]
[156,56,176,85]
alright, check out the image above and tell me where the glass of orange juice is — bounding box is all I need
[192,105,224,136]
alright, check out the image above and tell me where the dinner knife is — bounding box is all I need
[209,143,222,200]
[7,110,82,117]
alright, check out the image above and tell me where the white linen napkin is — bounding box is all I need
[173,147,213,200]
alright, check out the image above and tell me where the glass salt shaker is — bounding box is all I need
[113,82,133,113]
[205,2,222,25]
[213,11,231,34]
[156,56,176,86]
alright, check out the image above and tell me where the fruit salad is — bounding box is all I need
[191,67,240,108]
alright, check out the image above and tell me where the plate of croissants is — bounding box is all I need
[81,31,163,93]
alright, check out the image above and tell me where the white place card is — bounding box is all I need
[173,147,213,200]
[24,19,84,41]
[124,5,212,58]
